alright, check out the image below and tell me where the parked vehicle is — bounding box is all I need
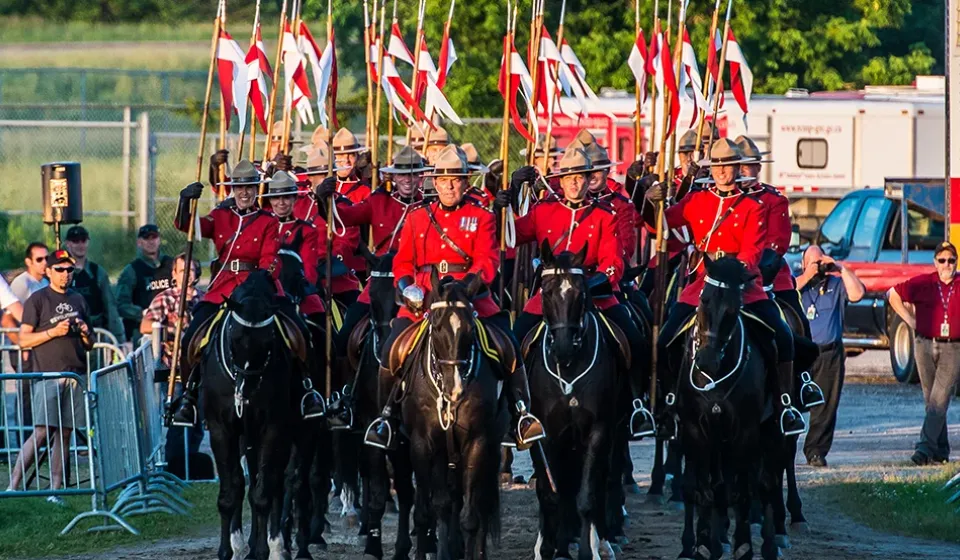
[785,179,942,382]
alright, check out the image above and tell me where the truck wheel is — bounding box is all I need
[889,314,918,384]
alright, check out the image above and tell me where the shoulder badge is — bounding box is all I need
[592,198,617,214]
[464,196,493,213]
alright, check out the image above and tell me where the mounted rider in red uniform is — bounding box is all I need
[169,161,326,427]
[736,135,825,408]
[496,147,656,439]
[317,145,429,355]
[644,139,806,439]
[365,145,544,450]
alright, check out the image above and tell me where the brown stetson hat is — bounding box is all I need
[426,126,451,147]
[734,135,773,164]
[381,145,432,174]
[332,128,368,154]
[694,139,755,184]
[546,147,594,178]
[222,159,272,186]
[302,141,347,176]
[270,121,292,142]
[425,145,488,177]
[261,171,299,197]
[311,125,329,146]
[461,143,481,166]
[677,129,698,153]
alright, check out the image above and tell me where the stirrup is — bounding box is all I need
[655,393,678,441]
[799,371,825,408]
[170,402,198,429]
[779,394,806,436]
[629,399,656,439]
[327,391,354,431]
[363,417,395,450]
[301,388,327,420]
[516,401,545,450]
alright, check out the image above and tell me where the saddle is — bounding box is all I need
[186,309,226,371]
[346,313,371,373]
[386,320,429,376]
[185,305,310,371]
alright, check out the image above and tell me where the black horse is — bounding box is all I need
[677,257,779,560]
[201,270,300,560]
[351,248,415,560]
[275,250,331,560]
[527,245,628,560]
[402,272,508,560]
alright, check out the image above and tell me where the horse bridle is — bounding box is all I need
[690,275,746,392]
[541,266,589,349]
[426,300,478,431]
[223,310,277,417]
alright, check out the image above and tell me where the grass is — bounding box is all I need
[0,17,280,43]
[814,467,960,544]
[0,483,221,558]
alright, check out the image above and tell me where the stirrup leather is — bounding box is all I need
[779,393,806,436]
[629,398,656,438]
[799,371,825,408]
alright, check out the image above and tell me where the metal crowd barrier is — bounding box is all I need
[0,334,192,535]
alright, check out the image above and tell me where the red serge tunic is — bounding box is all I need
[595,180,639,264]
[392,199,500,321]
[337,188,421,304]
[513,197,623,315]
[277,218,325,315]
[746,183,794,292]
[663,187,768,307]
[175,204,282,305]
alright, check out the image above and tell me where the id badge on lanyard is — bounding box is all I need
[942,321,951,338]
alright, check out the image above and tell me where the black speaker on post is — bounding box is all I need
[41,162,83,225]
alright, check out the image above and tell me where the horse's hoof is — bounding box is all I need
[775,535,791,549]
[790,521,810,534]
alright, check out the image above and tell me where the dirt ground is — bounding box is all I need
[60,351,960,560]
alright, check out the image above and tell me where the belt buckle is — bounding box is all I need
[438,260,449,275]
[715,250,725,259]
[229,260,240,273]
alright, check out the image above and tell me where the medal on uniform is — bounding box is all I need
[942,321,951,338]
[806,305,816,321]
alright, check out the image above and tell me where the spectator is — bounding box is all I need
[796,246,865,467]
[0,274,23,323]
[139,253,205,476]
[887,241,960,466]
[7,249,93,502]
[9,243,49,303]
[116,225,173,345]
[64,225,125,343]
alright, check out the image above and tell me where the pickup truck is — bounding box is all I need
[785,179,942,383]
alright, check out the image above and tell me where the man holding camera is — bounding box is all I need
[796,245,865,467]
[8,249,94,499]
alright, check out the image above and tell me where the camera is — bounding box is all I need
[817,261,839,276]
[67,319,83,337]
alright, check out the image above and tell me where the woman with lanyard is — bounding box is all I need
[888,241,960,465]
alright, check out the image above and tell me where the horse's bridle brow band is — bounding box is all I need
[430,301,471,310]
[229,311,275,329]
[542,267,584,277]
[704,276,733,289]
[369,270,395,278]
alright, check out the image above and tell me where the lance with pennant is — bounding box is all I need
[693,0,722,157]
[238,0,263,164]
[166,0,223,418]
[262,0,288,162]
[324,0,336,404]
[633,0,643,158]
[540,0,566,177]
[405,0,427,144]
[705,0,733,158]
[499,1,515,309]
[217,0,229,201]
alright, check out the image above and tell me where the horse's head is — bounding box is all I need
[694,256,754,376]
[360,244,398,353]
[277,249,307,304]
[223,270,281,396]
[425,269,485,403]
[540,241,589,367]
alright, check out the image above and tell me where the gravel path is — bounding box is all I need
[56,351,960,559]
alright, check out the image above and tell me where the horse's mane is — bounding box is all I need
[231,270,275,321]
[549,251,580,270]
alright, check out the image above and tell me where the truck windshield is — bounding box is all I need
[819,197,859,246]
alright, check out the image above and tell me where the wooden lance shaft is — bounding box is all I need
[633,0,643,158]
[364,0,375,148]
[238,0,263,164]
[706,0,734,158]
[694,0,723,158]
[405,0,426,145]
[540,0,566,177]
[324,0,336,402]
[262,0,288,161]
[498,12,514,309]
[524,0,543,165]
[281,0,303,156]
[166,12,222,413]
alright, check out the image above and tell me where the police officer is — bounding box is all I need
[320,145,428,352]
[497,148,656,439]
[736,135,825,408]
[645,139,806,438]
[366,145,544,449]
[422,126,452,165]
[332,128,372,205]
[169,160,324,427]
[115,224,173,344]
[64,226,125,344]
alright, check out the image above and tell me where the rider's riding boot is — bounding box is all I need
[507,365,545,450]
[300,375,327,420]
[170,369,200,428]
[655,392,678,441]
[799,370,826,408]
[364,367,401,450]
[777,362,806,436]
[629,398,656,440]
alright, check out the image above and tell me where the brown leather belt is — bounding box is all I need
[419,261,470,274]
[702,251,738,260]
[224,259,258,273]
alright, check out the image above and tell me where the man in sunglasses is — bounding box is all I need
[10,243,49,303]
[10,249,93,499]
[889,241,960,466]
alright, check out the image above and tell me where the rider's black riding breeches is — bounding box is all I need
[744,298,794,363]
[335,301,370,354]
[178,301,219,386]
[773,288,810,339]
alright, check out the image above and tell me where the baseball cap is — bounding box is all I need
[935,241,958,259]
[137,224,160,238]
[65,225,89,241]
[49,249,76,266]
